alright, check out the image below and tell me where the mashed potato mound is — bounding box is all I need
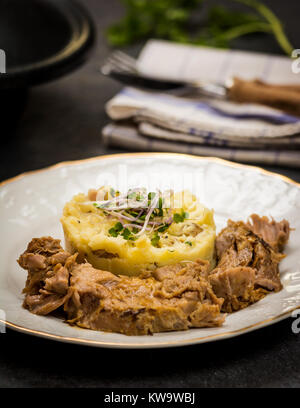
[61,187,216,276]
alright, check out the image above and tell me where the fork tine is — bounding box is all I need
[101,62,114,75]
[113,51,137,67]
[101,59,129,76]
[106,56,135,73]
[109,51,138,72]
[101,58,137,78]
[101,50,139,77]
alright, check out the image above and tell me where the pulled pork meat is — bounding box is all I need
[18,237,72,315]
[18,238,224,335]
[18,214,290,334]
[208,214,289,313]
[247,214,290,253]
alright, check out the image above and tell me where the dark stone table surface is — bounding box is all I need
[0,0,299,388]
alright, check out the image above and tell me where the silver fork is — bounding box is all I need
[100,50,227,97]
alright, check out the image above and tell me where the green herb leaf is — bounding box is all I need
[157,223,170,233]
[151,231,160,247]
[173,209,188,223]
[106,0,293,56]
[108,228,119,237]
[173,213,182,223]
[108,222,124,237]
[185,241,193,246]
[121,227,137,241]
[115,222,123,232]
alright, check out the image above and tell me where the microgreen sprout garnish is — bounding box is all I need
[94,202,109,209]
[92,187,190,243]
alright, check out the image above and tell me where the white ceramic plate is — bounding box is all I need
[1,153,300,348]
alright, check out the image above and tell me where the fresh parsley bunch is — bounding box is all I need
[107,0,202,45]
[107,0,293,55]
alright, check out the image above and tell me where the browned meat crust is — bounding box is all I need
[18,238,224,335]
[209,216,288,313]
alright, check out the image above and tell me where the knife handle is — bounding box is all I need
[228,77,300,117]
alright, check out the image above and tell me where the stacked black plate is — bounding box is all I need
[0,0,95,89]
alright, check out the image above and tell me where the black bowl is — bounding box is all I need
[0,0,95,89]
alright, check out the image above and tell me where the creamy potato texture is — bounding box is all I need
[61,188,216,276]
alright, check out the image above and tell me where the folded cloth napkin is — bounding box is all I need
[103,123,300,168]
[103,40,300,167]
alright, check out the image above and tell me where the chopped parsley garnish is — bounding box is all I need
[108,228,119,237]
[121,228,137,241]
[185,241,193,246]
[109,223,136,240]
[108,222,124,237]
[151,232,160,247]
[173,210,189,223]
[114,222,123,232]
[157,223,170,233]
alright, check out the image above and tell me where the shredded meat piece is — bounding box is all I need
[19,238,224,335]
[153,259,210,281]
[210,216,289,313]
[247,214,290,252]
[209,267,267,312]
[18,237,72,313]
[24,292,71,315]
[25,236,62,256]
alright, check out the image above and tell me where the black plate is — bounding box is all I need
[0,0,95,89]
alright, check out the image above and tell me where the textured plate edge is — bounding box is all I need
[1,152,299,349]
[1,152,300,188]
[1,306,299,349]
